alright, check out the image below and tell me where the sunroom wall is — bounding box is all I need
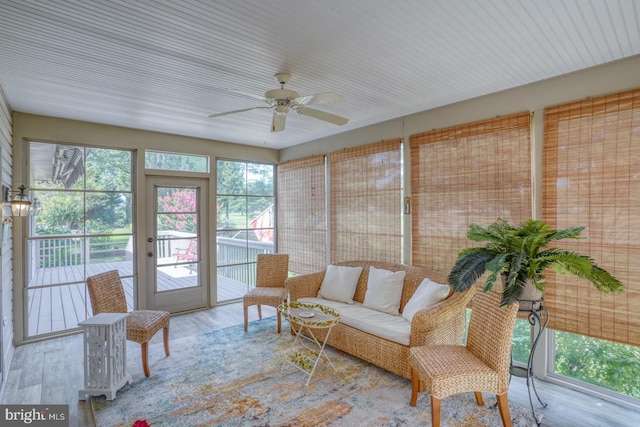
[0,84,13,386]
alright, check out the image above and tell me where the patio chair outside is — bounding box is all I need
[174,239,198,273]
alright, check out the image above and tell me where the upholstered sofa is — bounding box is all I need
[285,260,477,379]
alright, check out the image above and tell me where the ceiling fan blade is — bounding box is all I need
[208,107,261,118]
[209,106,272,118]
[228,89,267,101]
[295,92,344,105]
[271,112,287,132]
[296,107,349,126]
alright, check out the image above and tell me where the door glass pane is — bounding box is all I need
[158,188,197,213]
[155,186,199,291]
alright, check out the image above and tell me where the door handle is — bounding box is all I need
[148,252,154,257]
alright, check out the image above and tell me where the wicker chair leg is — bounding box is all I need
[474,391,484,406]
[410,368,420,406]
[257,304,262,320]
[431,395,441,427]
[243,305,249,332]
[277,310,282,333]
[141,342,150,377]
[496,393,513,427]
[163,326,170,356]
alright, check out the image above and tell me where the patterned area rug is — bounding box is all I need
[93,318,533,426]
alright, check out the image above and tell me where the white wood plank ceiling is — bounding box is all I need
[0,0,639,149]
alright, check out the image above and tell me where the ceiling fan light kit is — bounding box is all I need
[209,73,349,132]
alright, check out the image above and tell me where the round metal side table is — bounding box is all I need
[279,301,340,386]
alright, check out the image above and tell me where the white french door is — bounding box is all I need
[145,176,208,312]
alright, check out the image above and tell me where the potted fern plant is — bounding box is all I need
[448,218,624,308]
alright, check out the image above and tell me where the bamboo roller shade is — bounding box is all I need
[409,112,532,272]
[328,139,402,264]
[543,88,640,347]
[277,155,327,275]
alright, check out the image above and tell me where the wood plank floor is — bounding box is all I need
[2,303,639,427]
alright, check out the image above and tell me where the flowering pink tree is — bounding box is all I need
[157,189,198,234]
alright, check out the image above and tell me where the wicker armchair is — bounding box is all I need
[409,290,519,427]
[243,254,289,333]
[86,270,171,377]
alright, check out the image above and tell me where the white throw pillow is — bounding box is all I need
[401,278,451,322]
[362,266,406,315]
[317,265,363,304]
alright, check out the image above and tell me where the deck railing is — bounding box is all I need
[33,236,85,267]
[28,232,274,287]
[26,232,275,337]
[216,236,274,284]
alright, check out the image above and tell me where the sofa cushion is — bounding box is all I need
[299,297,411,346]
[401,278,450,322]
[317,264,363,304]
[362,266,406,315]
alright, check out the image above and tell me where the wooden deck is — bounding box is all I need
[26,260,248,337]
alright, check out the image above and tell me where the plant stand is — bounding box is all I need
[78,313,130,400]
[510,299,549,426]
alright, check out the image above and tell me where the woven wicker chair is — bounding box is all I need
[409,290,519,427]
[243,253,289,333]
[86,270,171,377]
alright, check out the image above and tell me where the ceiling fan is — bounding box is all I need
[209,73,349,132]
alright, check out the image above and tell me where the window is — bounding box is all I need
[216,160,275,302]
[145,150,209,173]
[26,142,134,338]
[512,319,533,364]
[553,332,640,398]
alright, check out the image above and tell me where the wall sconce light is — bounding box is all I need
[3,185,32,218]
